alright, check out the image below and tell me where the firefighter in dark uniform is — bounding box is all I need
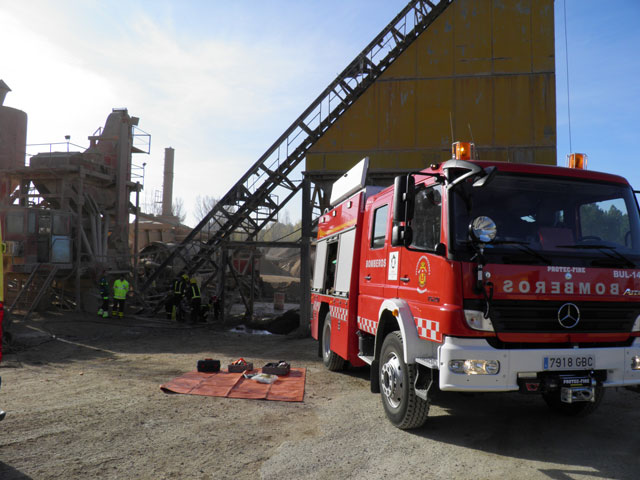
[97,271,109,318]
[172,274,188,322]
[187,277,201,323]
[212,294,221,321]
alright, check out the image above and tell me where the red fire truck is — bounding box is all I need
[311,145,640,429]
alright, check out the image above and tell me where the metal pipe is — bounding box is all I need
[134,183,140,289]
[96,213,103,260]
[90,214,99,259]
[114,113,131,260]
[76,170,85,311]
[80,227,94,259]
[103,214,109,262]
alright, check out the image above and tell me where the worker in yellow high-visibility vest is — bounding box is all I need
[112,273,130,318]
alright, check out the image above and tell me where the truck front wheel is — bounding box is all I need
[379,331,429,429]
[322,312,345,371]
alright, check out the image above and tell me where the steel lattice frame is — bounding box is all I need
[140,0,453,299]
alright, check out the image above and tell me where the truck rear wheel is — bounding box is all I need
[322,312,345,371]
[542,385,605,417]
[379,331,429,429]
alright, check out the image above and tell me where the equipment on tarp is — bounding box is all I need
[160,367,306,402]
[196,358,220,373]
[228,358,253,373]
[243,373,278,384]
[262,361,291,376]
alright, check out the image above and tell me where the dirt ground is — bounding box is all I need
[1,310,640,480]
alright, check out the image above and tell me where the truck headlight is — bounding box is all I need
[632,356,640,370]
[632,315,640,332]
[449,359,500,375]
[464,309,495,332]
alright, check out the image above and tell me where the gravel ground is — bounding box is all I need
[1,311,639,480]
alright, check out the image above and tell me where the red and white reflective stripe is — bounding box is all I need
[330,305,349,322]
[312,301,320,322]
[357,316,377,335]
[415,317,442,343]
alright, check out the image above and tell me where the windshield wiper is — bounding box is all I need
[556,244,636,268]
[489,240,552,265]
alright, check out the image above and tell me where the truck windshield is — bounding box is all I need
[450,172,640,267]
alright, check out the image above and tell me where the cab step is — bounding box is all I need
[358,355,374,365]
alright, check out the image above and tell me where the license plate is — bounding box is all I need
[543,355,595,371]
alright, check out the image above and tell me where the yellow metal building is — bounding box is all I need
[306,0,556,183]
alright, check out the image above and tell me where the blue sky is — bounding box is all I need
[1,0,639,225]
[556,0,640,179]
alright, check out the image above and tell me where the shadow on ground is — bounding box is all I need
[0,463,33,480]
[408,388,640,479]
[2,310,317,370]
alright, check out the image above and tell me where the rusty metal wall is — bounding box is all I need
[0,105,27,170]
[306,0,556,178]
[0,105,28,208]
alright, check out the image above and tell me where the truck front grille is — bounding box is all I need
[463,299,639,334]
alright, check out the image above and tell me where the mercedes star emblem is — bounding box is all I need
[558,302,580,329]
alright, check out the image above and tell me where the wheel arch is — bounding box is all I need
[375,298,435,364]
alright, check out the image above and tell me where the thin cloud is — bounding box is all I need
[0,3,328,225]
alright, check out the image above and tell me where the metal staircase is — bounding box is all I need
[140,0,454,301]
[6,264,60,320]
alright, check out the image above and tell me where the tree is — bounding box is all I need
[172,197,187,223]
[580,202,628,245]
[258,215,301,242]
[141,190,186,223]
[194,195,220,233]
[194,195,219,221]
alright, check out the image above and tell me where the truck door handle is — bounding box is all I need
[364,275,371,281]
[400,276,410,283]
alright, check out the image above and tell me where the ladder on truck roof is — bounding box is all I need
[139,0,454,302]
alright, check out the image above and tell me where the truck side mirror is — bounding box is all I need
[393,175,415,223]
[434,242,447,257]
[391,225,413,247]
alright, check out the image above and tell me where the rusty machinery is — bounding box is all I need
[0,81,149,315]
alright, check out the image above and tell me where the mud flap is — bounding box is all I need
[370,359,380,393]
[414,364,434,401]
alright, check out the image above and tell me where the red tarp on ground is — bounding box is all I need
[160,368,306,402]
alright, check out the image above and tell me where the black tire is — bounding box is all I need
[379,331,429,429]
[542,385,605,417]
[321,312,345,371]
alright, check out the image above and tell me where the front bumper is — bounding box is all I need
[437,336,640,392]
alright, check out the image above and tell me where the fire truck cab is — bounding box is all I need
[311,148,640,429]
